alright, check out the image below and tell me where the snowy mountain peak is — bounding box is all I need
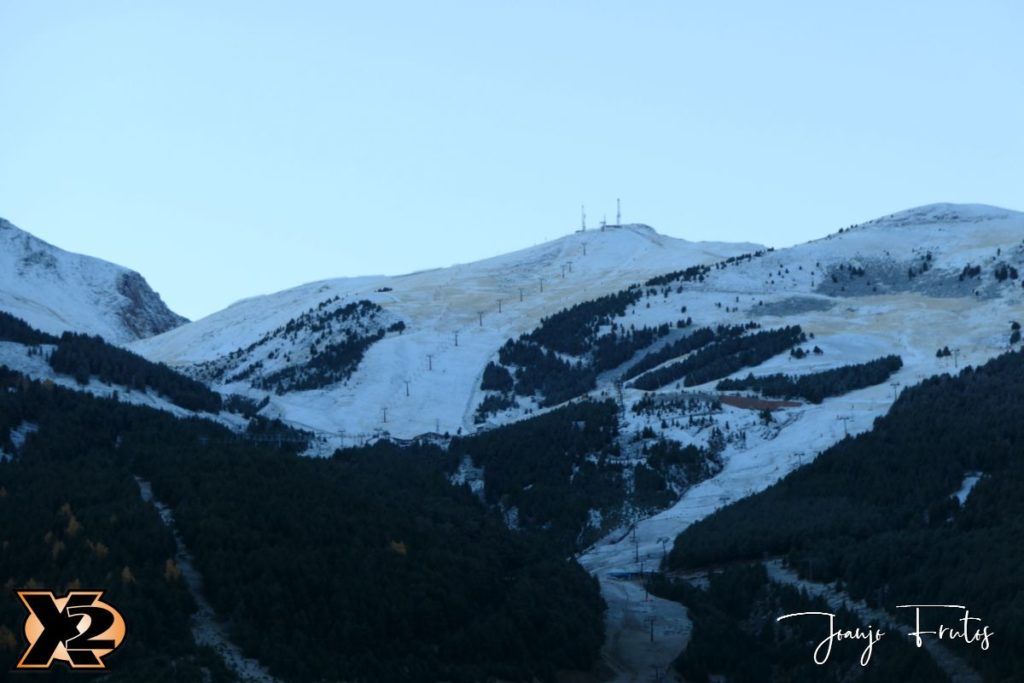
[859,202,1019,230]
[0,216,187,343]
[133,225,763,436]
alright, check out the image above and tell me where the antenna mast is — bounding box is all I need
[616,198,621,226]
[581,204,587,231]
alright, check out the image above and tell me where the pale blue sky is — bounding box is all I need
[1,2,1021,319]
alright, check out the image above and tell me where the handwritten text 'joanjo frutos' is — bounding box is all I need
[776,604,993,666]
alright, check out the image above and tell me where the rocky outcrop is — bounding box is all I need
[116,271,188,338]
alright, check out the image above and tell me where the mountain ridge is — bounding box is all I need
[0,216,186,343]
[131,223,764,438]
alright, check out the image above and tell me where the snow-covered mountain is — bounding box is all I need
[7,202,1024,678]
[134,204,1024,448]
[132,224,762,438]
[0,217,186,343]
[568,203,1024,677]
[572,203,1024,526]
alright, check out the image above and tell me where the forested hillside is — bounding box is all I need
[477,250,773,414]
[0,367,232,681]
[191,297,405,394]
[49,332,222,412]
[0,310,58,345]
[484,287,681,409]
[648,564,944,682]
[1,311,222,413]
[0,367,605,682]
[667,350,1024,680]
[455,399,720,551]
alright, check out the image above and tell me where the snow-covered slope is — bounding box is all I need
[569,203,1024,677]
[0,217,186,342]
[133,203,1024,445]
[133,224,762,437]
[566,204,1024,489]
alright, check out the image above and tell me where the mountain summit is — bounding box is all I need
[133,224,762,436]
[132,202,1024,442]
[0,217,186,343]
[860,202,1019,229]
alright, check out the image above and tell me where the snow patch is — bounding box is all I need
[9,421,38,451]
[954,472,982,505]
[449,456,485,501]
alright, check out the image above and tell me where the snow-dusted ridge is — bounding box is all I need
[0,217,186,343]
[858,202,1015,229]
[133,224,762,439]
[135,203,1024,445]
[6,204,1022,447]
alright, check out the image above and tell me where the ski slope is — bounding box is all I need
[133,224,761,439]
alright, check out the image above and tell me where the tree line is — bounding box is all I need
[47,331,221,412]
[197,297,404,394]
[643,249,771,288]
[717,354,903,404]
[482,315,683,413]
[254,326,387,394]
[0,310,58,345]
[622,323,754,382]
[631,326,805,391]
[524,288,642,355]
[1,311,224,413]
[478,287,658,410]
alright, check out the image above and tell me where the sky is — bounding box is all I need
[1,2,1022,320]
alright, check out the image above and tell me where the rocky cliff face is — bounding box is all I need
[116,270,188,339]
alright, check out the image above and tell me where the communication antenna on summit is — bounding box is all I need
[581,204,587,231]
[616,198,621,226]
